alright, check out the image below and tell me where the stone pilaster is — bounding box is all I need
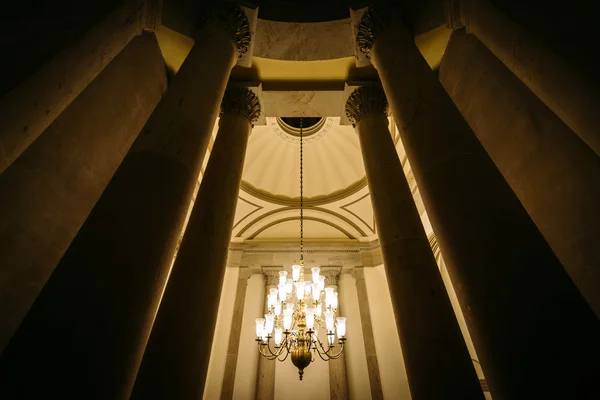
[0,5,251,398]
[352,267,384,400]
[357,6,600,398]
[255,266,282,400]
[346,84,483,399]
[320,266,349,400]
[220,267,252,400]
[131,87,259,399]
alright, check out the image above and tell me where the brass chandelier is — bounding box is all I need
[254,118,347,380]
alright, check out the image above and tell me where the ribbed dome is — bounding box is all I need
[241,117,365,203]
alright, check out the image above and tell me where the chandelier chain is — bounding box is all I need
[300,118,303,263]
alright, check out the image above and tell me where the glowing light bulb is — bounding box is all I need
[311,267,320,284]
[283,309,293,330]
[274,328,283,345]
[324,288,334,308]
[292,264,302,281]
[315,303,322,317]
[328,333,335,345]
[305,307,315,330]
[279,271,288,286]
[278,283,286,303]
[265,314,275,335]
[274,302,282,316]
[285,279,294,294]
[318,276,325,291]
[312,282,320,300]
[325,310,334,331]
[336,317,346,338]
[331,292,338,310]
[295,281,306,301]
[255,318,265,338]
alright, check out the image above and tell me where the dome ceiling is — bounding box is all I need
[241,117,365,203]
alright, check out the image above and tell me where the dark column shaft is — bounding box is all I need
[358,6,600,398]
[132,88,259,399]
[440,30,600,318]
[0,4,249,398]
[347,87,483,400]
[0,0,144,174]
[0,33,167,354]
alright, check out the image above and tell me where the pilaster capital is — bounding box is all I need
[238,266,252,281]
[196,2,251,58]
[356,3,403,60]
[220,88,262,125]
[345,86,388,126]
[262,266,283,287]
[321,266,343,287]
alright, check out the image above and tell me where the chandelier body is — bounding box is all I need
[254,118,347,380]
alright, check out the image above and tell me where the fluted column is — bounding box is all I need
[131,87,260,399]
[0,0,146,175]
[448,0,600,156]
[357,5,600,398]
[255,267,281,400]
[345,86,483,399]
[320,267,349,400]
[0,4,250,399]
[0,33,167,354]
[220,266,253,400]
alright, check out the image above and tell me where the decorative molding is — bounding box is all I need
[345,86,389,125]
[321,266,343,287]
[196,2,251,58]
[240,177,368,207]
[241,248,360,254]
[340,193,375,234]
[232,196,263,230]
[269,117,334,145]
[236,206,367,238]
[247,216,355,240]
[277,117,327,138]
[262,266,283,287]
[356,4,402,60]
[220,88,261,124]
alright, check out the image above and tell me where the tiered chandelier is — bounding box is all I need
[254,118,347,380]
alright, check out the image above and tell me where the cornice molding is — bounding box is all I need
[247,216,355,240]
[240,177,368,207]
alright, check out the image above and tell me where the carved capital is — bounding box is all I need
[345,86,388,125]
[321,266,342,287]
[220,88,261,124]
[356,3,402,60]
[262,266,283,287]
[196,2,251,58]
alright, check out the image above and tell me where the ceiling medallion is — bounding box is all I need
[269,117,335,144]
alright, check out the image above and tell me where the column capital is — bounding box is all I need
[321,266,342,287]
[262,266,283,287]
[196,2,251,58]
[220,88,262,125]
[356,3,402,60]
[238,266,252,281]
[345,86,388,126]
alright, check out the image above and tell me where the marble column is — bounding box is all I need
[0,0,146,175]
[357,5,600,398]
[0,33,167,354]
[0,4,250,399]
[345,86,483,399]
[220,266,252,400]
[439,30,600,318]
[352,267,383,400]
[448,0,600,156]
[255,267,281,400]
[132,87,260,399]
[320,267,349,400]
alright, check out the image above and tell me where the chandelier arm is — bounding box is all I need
[325,341,346,359]
[258,343,281,360]
[314,346,334,361]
